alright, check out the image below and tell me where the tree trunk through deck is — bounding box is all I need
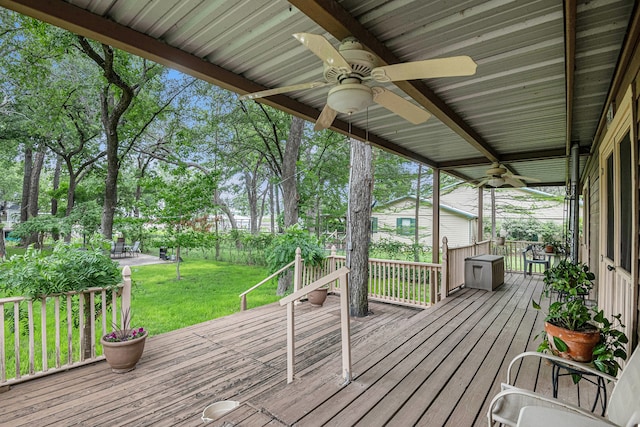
[276,116,304,296]
[346,138,373,317]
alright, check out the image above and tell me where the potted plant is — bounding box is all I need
[101,308,147,373]
[532,261,628,376]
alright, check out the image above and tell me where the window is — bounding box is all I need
[371,217,378,233]
[620,132,631,272]
[606,153,615,261]
[396,217,415,236]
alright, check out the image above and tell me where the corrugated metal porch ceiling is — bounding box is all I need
[1,0,635,187]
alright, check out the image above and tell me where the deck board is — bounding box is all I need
[1,273,607,426]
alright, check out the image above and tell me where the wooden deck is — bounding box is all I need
[1,273,606,426]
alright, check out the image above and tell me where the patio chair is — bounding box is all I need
[128,241,140,257]
[111,241,125,258]
[522,244,550,277]
[487,346,640,426]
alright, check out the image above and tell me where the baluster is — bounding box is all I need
[54,296,61,368]
[27,300,34,375]
[40,298,47,372]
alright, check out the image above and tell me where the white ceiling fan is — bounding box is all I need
[239,33,477,130]
[476,163,541,188]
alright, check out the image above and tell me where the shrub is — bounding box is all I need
[0,241,121,298]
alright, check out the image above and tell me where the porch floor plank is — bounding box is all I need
[1,273,607,426]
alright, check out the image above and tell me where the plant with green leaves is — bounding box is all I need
[267,225,325,295]
[0,241,120,298]
[542,259,594,298]
[533,261,628,377]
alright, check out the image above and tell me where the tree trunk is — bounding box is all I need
[0,224,5,260]
[244,170,259,234]
[101,130,119,240]
[25,147,45,247]
[28,148,45,219]
[51,155,61,216]
[281,116,303,227]
[51,155,61,241]
[346,138,373,317]
[20,145,32,224]
[269,182,275,234]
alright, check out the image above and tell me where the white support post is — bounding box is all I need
[339,273,352,383]
[441,237,449,300]
[286,301,295,383]
[294,247,302,301]
[121,266,132,323]
[432,168,441,265]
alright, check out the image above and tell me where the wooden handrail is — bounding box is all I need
[239,259,296,311]
[279,266,351,384]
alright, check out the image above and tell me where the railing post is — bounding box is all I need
[294,247,302,294]
[240,295,247,312]
[286,301,295,383]
[339,272,351,383]
[441,237,449,300]
[329,245,337,293]
[121,266,132,327]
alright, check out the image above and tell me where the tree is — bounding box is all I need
[346,138,374,317]
[144,167,218,279]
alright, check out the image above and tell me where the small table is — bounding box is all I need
[550,360,609,415]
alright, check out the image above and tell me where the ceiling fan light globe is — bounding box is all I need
[488,177,505,187]
[327,84,373,114]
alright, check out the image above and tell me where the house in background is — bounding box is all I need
[1,202,20,239]
[372,197,477,248]
[440,184,566,233]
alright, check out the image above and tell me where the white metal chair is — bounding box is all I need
[128,241,140,257]
[487,346,640,426]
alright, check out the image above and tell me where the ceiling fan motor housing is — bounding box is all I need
[323,38,377,82]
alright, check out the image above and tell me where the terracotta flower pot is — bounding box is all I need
[544,321,600,362]
[101,332,147,373]
[308,288,328,307]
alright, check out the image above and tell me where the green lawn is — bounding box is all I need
[128,260,277,336]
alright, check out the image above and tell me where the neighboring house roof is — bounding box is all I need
[439,185,566,221]
[374,196,477,220]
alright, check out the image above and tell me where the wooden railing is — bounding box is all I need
[279,266,351,384]
[239,258,298,311]
[0,266,132,388]
[491,240,566,273]
[300,247,440,309]
[244,238,553,316]
[442,237,491,296]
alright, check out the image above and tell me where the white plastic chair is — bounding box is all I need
[487,346,640,426]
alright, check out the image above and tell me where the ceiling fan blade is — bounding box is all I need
[509,173,542,183]
[476,178,490,188]
[371,87,431,124]
[370,56,477,82]
[504,176,525,188]
[293,33,352,73]
[239,81,331,100]
[314,104,338,131]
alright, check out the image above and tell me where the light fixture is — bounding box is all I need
[488,176,505,187]
[327,83,373,114]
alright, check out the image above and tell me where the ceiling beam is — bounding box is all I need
[0,0,440,169]
[288,0,501,164]
[438,146,589,170]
